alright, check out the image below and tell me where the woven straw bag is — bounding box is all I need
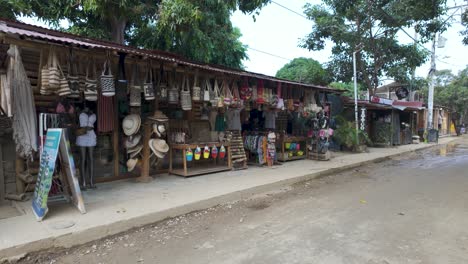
[48,48,60,91]
[203,78,210,102]
[143,65,155,101]
[57,62,71,97]
[211,79,220,107]
[168,71,179,105]
[221,79,232,106]
[100,57,115,97]
[40,50,50,95]
[84,59,98,101]
[181,74,192,111]
[129,64,141,106]
[157,64,168,101]
[231,80,242,108]
[67,50,80,98]
[192,71,201,101]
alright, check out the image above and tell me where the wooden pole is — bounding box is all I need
[136,122,152,183]
[0,139,5,204]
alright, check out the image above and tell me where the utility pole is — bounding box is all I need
[353,43,364,145]
[427,34,437,130]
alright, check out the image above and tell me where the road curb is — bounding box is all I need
[0,138,458,261]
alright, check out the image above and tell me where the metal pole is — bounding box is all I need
[427,34,436,130]
[353,51,359,145]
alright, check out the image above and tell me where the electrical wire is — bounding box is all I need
[247,46,292,61]
[270,0,309,20]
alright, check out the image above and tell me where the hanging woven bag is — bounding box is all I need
[57,61,71,97]
[158,64,168,101]
[100,55,115,96]
[168,70,179,104]
[180,74,192,111]
[40,49,50,95]
[221,79,232,106]
[129,64,142,107]
[214,79,224,108]
[48,47,60,91]
[67,49,80,98]
[231,80,242,108]
[143,63,155,101]
[203,78,211,102]
[192,70,201,101]
[84,59,98,101]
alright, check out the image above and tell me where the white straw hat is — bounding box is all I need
[126,158,138,172]
[127,144,143,155]
[122,114,141,136]
[125,134,141,149]
[149,139,169,158]
[152,123,166,137]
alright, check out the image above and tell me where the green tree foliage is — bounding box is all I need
[301,0,447,95]
[421,68,468,123]
[2,0,270,68]
[275,57,330,85]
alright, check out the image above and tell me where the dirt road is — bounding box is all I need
[17,138,468,264]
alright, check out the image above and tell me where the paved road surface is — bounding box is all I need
[20,138,468,264]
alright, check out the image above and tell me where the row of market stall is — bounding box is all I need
[0,19,455,204]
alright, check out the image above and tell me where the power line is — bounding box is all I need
[270,1,309,20]
[246,46,292,61]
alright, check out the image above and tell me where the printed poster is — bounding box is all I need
[32,129,62,221]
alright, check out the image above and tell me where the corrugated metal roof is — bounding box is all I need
[0,18,342,93]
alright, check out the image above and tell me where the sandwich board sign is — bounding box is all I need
[32,128,86,221]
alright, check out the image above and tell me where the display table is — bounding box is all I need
[168,142,232,177]
[277,136,308,162]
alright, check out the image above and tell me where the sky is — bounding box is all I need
[18,0,468,83]
[231,0,468,81]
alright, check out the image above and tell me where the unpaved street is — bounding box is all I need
[20,138,468,264]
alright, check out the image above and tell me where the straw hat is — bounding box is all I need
[152,123,166,137]
[125,134,141,149]
[149,139,169,158]
[122,114,141,136]
[147,110,168,122]
[127,144,143,155]
[126,158,138,172]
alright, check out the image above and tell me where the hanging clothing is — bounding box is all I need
[8,45,37,160]
[76,113,97,147]
[226,108,242,131]
[263,111,277,130]
[215,112,225,132]
[0,73,12,116]
[98,93,115,133]
[209,109,217,130]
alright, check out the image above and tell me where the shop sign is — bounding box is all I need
[370,96,393,106]
[32,128,86,221]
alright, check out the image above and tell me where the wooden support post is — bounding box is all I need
[136,122,153,183]
[113,93,119,178]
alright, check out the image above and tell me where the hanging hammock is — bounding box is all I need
[8,45,38,160]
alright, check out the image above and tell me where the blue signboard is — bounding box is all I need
[32,129,62,221]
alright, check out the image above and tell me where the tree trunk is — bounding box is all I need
[109,17,127,45]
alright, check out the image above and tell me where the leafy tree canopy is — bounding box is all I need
[275,57,330,85]
[301,0,448,95]
[421,68,468,124]
[1,0,270,69]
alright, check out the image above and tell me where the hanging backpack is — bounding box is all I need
[129,64,142,107]
[143,63,155,101]
[84,59,98,101]
[192,70,201,101]
[180,74,192,111]
[67,49,80,98]
[203,78,211,102]
[221,79,232,106]
[168,69,179,104]
[100,53,115,97]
